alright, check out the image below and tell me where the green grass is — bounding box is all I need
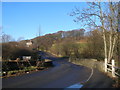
[2,66,37,77]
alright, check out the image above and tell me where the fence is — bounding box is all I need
[105,58,120,77]
[2,57,53,71]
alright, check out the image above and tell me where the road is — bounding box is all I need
[2,52,91,88]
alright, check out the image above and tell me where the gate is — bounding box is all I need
[105,58,120,77]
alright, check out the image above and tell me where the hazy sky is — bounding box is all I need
[2,2,88,40]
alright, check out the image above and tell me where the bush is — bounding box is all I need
[2,42,37,60]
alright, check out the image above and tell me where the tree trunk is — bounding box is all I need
[110,35,117,62]
[99,2,108,60]
[108,34,112,63]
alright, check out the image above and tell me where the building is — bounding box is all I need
[26,40,33,47]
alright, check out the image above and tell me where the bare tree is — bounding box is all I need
[106,2,118,63]
[2,33,14,43]
[70,2,119,63]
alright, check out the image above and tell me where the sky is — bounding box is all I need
[2,0,119,2]
[2,2,88,40]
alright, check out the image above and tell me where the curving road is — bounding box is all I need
[2,52,91,88]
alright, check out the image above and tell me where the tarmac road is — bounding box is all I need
[2,52,114,89]
[2,52,91,88]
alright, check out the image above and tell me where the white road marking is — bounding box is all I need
[66,67,94,89]
[85,67,94,82]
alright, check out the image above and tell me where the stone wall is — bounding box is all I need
[69,58,105,72]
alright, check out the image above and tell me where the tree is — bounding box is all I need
[70,2,119,63]
[85,30,104,59]
[2,33,14,43]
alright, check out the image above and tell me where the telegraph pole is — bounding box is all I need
[39,25,41,37]
[37,25,41,51]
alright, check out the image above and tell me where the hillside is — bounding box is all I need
[30,29,86,51]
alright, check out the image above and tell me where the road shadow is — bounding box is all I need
[38,51,69,62]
